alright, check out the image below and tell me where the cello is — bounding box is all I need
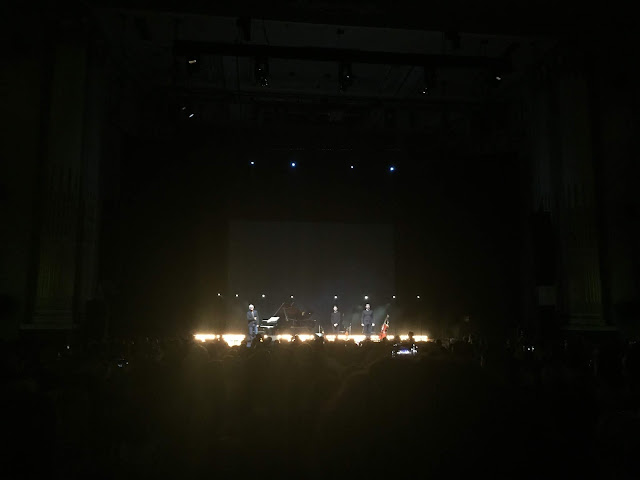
[379,315,390,340]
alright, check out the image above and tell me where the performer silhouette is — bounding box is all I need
[247,304,259,346]
[361,303,374,336]
[331,305,342,334]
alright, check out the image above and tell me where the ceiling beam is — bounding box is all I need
[90,0,620,36]
[171,86,485,108]
[174,41,511,70]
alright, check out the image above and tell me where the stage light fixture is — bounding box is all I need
[338,62,354,92]
[364,295,369,300]
[262,294,266,298]
[392,295,396,299]
[235,294,239,297]
[334,295,338,299]
[250,161,255,165]
[255,57,269,87]
[416,295,421,299]
[422,67,436,95]
[186,55,200,76]
[350,165,354,169]
[490,66,507,88]
[188,113,194,118]
[217,293,221,297]
[389,166,395,172]
[290,295,294,299]
[291,162,296,167]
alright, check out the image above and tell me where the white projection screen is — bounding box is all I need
[227,221,395,329]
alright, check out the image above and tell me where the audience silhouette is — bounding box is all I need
[2,331,638,478]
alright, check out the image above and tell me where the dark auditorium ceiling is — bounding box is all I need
[88,0,631,36]
[29,0,631,148]
[93,10,549,95]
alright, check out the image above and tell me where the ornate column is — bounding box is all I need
[30,41,88,327]
[551,58,603,327]
[526,48,605,331]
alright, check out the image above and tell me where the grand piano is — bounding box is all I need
[259,301,317,335]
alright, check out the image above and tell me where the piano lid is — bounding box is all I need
[274,301,313,321]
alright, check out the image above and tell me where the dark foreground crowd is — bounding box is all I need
[3,330,640,479]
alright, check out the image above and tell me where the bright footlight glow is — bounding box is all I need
[194,333,428,346]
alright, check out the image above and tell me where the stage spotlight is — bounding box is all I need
[291,162,296,167]
[235,294,239,297]
[262,294,266,298]
[334,295,338,299]
[188,113,195,118]
[350,165,354,169]
[389,166,395,172]
[290,295,294,299]
[364,295,369,300]
[217,293,221,297]
[416,295,421,299]
[392,295,396,299]
[250,161,255,165]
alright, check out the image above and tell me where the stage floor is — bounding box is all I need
[194,333,429,347]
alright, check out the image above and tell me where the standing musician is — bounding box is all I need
[331,305,343,334]
[361,303,375,336]
[247,304,259,347]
